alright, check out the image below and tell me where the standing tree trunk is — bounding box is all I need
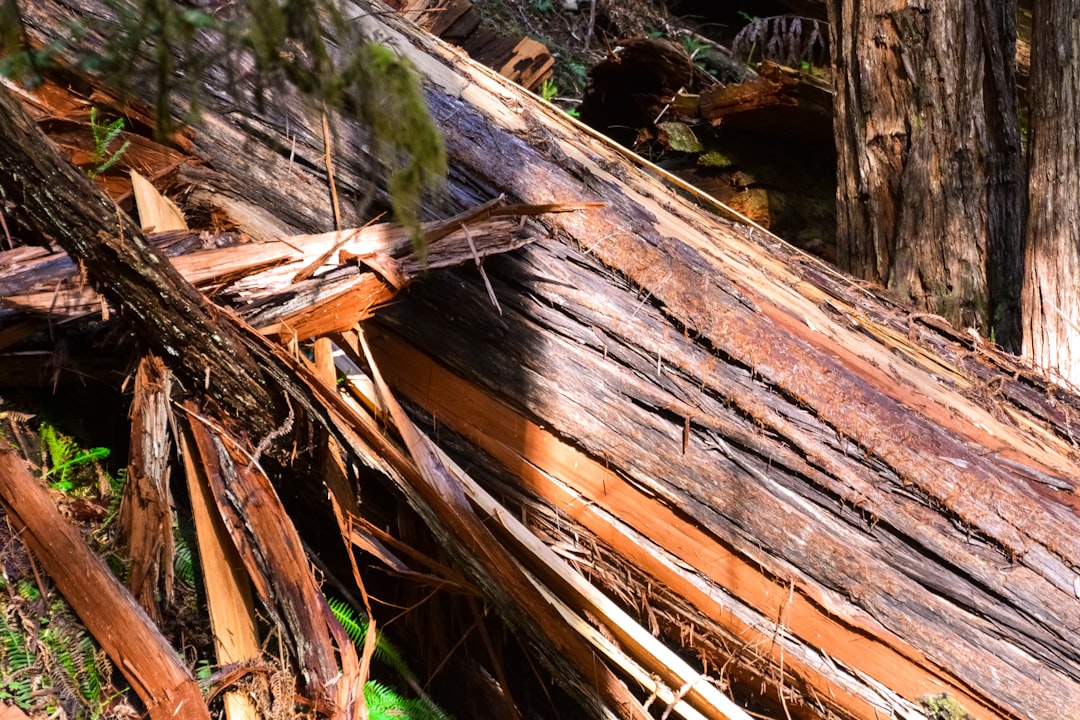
[827,0,1024,349]
[1021,0,1080,385]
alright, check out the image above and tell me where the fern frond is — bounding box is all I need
[74,633,102,705]
[327,597,367,646]
[15,580,39,602]
[173,525,196,588]
[40,422,74,471]
[363,680,454,720]
[0,615,33,672]
[326,597,411,678]
[731,15,829,69]
[363,680,407,720]
[92,139,130,175]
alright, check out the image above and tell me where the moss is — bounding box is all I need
[918,693,975,720]
[354,43,447,262]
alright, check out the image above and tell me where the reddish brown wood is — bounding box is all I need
[0,437,209,720]
[7,3,1080,720]
[698,62,830,122]
[119,355,175,621]
[826,0,1024,348]
[1021,0,1080,385]
[183,406,362,719]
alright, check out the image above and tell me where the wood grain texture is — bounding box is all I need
[8,1,1080,718]
[1021,0,1080,385]
[826,0,1024,348]
[0,437,209,720]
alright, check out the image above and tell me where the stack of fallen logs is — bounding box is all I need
[2,2,1080,720]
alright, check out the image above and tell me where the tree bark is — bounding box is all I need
[0,437,210,720]
[1021,0,1080,385]
[826,0,1024,348]
[9,2,1080,720]
[0,84,283,439]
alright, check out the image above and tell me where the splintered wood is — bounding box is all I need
[382,0,554,89]
[0,437,209,720]
[119,355,175,621]
[181,425,260,720]
[4,2,1080,720]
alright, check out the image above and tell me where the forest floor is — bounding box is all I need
[465,0,840,261]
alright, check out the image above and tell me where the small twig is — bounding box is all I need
[630,271,671,320]
[462,222,502,315]
[291,211,386,284]
[585,0,598,51]
[653,86,684,125]
[0,205,12,250]
[250,394,294,469]
[322,110,342,232]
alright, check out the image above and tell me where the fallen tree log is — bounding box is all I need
[0,436,210,720]
[0,68,651,720]
[8,2,1080,720]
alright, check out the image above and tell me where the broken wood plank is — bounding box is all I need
[182,403,362,718]
[0,436,210,720]
[118,355,175,621]
[697,62,832,125]
[181,428,260,720]
[11,2,1080,719]
[0,82,283,439]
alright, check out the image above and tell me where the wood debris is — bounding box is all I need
[1,2,1079,720]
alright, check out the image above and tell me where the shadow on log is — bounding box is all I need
[3,2,1080,720]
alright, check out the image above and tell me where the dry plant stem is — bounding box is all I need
[0,436,210,720]
[321,110,342,231]
[462,221,502,314]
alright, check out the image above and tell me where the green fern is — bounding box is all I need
[327,597,453,720]
[37,622,115,718]
[14,580,39,602]
[173,523,196,588]
[87,106,131,176]
[328,596,366,646]
[326,596,410,679]
[363,679,453,720]
[0,614,34,674]
[1,583,123,717]
[39,423,110,493]
[364,679,438,720]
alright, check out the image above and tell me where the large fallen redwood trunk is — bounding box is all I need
[10,1,1080,719]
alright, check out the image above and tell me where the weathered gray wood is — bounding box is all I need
[10,2,1080,719]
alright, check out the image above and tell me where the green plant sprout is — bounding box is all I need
[39,423,110,493]
[87,107,130,177]
[539,77,559,102]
